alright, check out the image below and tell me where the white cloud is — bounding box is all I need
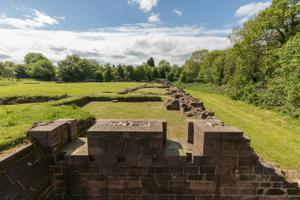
[174,9,183,17]
[0,8,64,29]
[128,0,159,12]
[148,13,160,23]
[0,24,231,65]
[235,1,271,23]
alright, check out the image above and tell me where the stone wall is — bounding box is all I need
[0,118,299,200]
[51,119,300,200]
[0,143,54,200]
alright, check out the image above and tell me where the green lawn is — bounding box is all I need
[0,80,148,150]
[0,79,143,98]
[134,87,167,94]
[0,103,92,150]
[178,83,300,170]
[1,79,300,170]
[83,102,186,139]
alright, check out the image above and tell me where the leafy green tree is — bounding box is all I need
[0,62,16,80]
[166,72,175,82]
[14,64,30,79]
[172,64,182,81]
[180,59,200,82]
[95,69,104,82]
[179,71,190,83]
[124,65,135,81]
[31,59,56,81]
[24,52,47,64]
[147,57,155,67]
[152,67,160,79]
[180,50,209,83]
[178,0,300,117]
[135,65,146,81]
[144,65,153,81]
[57,55,96,82]
[200,50,226,85]
[113,65,125,81]
[158,60,171,79]
[190,49,209,63]
[102,65,113,82]
[276,33,300,114]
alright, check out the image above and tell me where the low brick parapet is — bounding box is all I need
[28,119,78,153]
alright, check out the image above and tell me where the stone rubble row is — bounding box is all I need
[165,86,224,127]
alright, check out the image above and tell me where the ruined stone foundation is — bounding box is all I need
[0,119,299,200]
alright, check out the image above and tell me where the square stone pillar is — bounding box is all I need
[87,119,166,166]
[28,119,78,153]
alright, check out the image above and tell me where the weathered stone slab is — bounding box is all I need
[88,119,163,134]
[28,119,78,153]
[87,119,166,166]
[186,119,243,156]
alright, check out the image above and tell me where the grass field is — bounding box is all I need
[0,79,143,98]
[0,103,92,150]
[0,80,148,150]
[134,87,167,94]
[83,102,186,139]
[178,82,300,170]
[1,79,300,170]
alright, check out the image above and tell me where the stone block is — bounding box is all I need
[28,119,77,153]
[166,98,180,110]
[87,120,165,166]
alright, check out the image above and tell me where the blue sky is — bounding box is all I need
[0,0,272,64]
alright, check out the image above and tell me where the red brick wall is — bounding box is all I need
[5,119,298,200]
[0,143,55,200]
[52,122,300,200]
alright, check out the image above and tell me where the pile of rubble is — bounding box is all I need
[165,86,224,126]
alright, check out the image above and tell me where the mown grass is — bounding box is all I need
[0,80,150,150]
[178,82,300,170]
[134,87,168,94]
[83,102,186,139]
[0,103,92,150]
[0,79,143,98]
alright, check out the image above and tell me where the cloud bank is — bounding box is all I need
[128,0,159,12]
[0,9,64,29]
[0,24,231,65]
[0,8,231,65]
[235,1,271,23]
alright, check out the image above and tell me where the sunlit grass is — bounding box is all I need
[83,102,186,139]
[0,79,143,98]
[178,82,300,170]
[0,103,92,150]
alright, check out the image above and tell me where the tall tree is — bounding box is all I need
[24,52,47,64]
[31,59,56,81]
[57,55,96,82]
[147,57,155,67]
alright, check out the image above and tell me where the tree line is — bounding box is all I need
[180,0,300,117]
[0,54,181,82]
